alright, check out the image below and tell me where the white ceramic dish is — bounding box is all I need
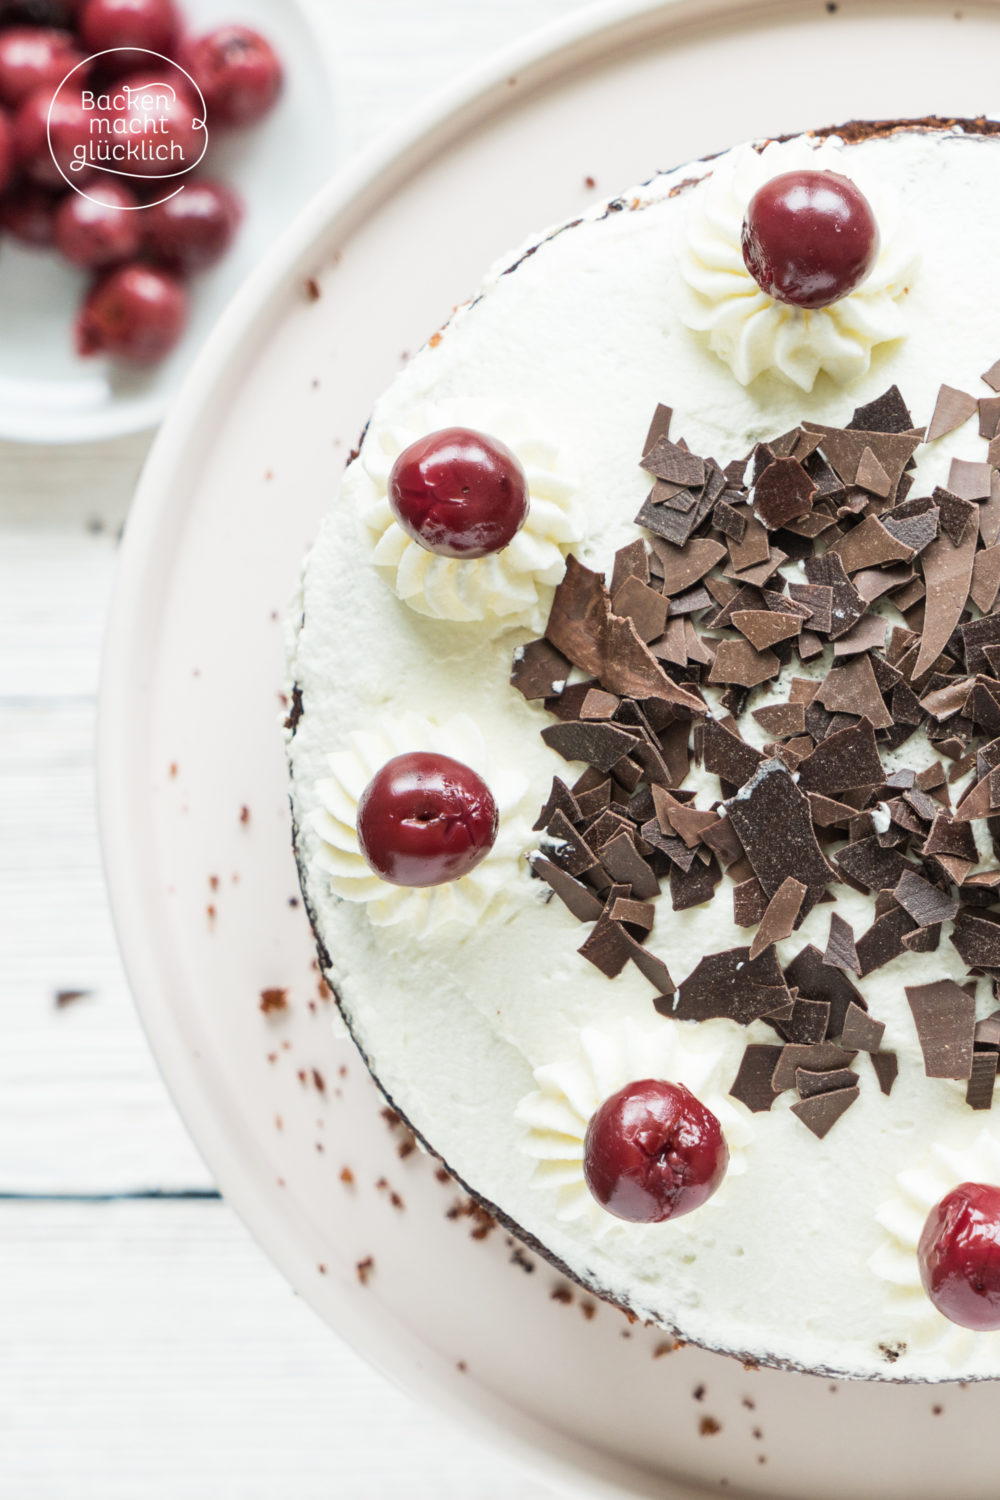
[100,2,1000,1495]
[0,0,338,445]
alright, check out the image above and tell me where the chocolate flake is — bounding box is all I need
[948,457,993,501]
[754,457,816,530]
[966,1050,998,1110]
[797,720,885,795]
[642,437,705,488]
[578,913,630,978]
[784,945,866,1040]
[669,945,791,1026]
[749,877,806,960]
[823,913,861,975]
[729,1045,783,1112]
[814,660,892,729]
[803,553,864,639]
[772,1043,857,1092]
[905,980,976,1080]
[541,720,638,772]
[871,1050,899,1095]
[925,384,978,442]
[731,610,802,651]
[855,905,918,976]
[531,855,603,922]
[708,638,780,689]
[511,638,570,700]
[840,1001,886,1053]
[951,911,1000,971]
[700,717,764,786]
[790,1087,859,1138]
[599,831,660,899]
[723,760,832,915]
[795,1066,860,1098]
[893,869,959,927]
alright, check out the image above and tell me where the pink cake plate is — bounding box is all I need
[100,2,1000,1495]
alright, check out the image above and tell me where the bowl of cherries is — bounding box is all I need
[0,0,338,442]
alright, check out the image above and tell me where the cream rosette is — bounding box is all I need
[356,400,582,633]
[674,137,919,391]
[515,1016,754,1239]
[309,710,534,940]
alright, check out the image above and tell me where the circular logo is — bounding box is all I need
[48,48,208,209]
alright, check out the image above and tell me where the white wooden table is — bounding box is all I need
[0,3,586,1493]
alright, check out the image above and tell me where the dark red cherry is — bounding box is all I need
[918,1182,1000,1331]
[388,427,530,560]
[75,261,187,363]
[142,178,241,272]
[583,1079,729,1224]
[0,27,82,109]
[356,751,498,888]
[54,178,140,267]
[113,71,204,177]
[0,180,59,244]
[77,0,179,56]
[186,26,282,127]
[15,81,94,185]
[0,104,14,193]
[741,169,880,311]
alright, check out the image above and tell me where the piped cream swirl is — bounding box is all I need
[515,1017,754,1239]
[356,399,582,632]
[870,1125,1000,1366]
[309,710,535,940]
[674,137,919,391]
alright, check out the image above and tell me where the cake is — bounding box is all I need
[285,117,1000,1381]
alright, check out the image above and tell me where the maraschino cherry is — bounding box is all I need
[75,262,187,362]
[356,751,498,888]
[583,1080,728,1223]
[741,169,880,310]
[388,427,529,560]
[918,1181,1000,1331]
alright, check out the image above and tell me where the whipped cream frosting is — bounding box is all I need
[287,124,1000,1380]
[309,710,535,939]
[870,1127,1000,1367]
[674,137,919,391]
[516,1017,754,1238]
[357,399,583,633]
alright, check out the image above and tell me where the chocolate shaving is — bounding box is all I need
[823,913,861,975]
[784,945,866,1040]
[612,576,668,642]
[641,404,672,457]
[893,869,960,927]
[966,1050,998,1110]
[749,877,806,960]
[642,437,705,488]
[700,717,764,786]
[708,639,780,689]
[541,720,639,772]
[723,760,832,915]
[795,1066,860,1098]
[578,914,630,977]
[855,905,918,976]
[543,809,598,878]
[840,1001,885,1053]
[668,945,791,1026]
[599,831,660,900]
[772,1043,857,1092]
[871,1051,899,1095]
[951,911,1000,972]
[729,1045,784,1112]
[803,553,865,639]
[948,457,993,501]
[511,638,570,700]
[532,776,582,831]
[814,660,892,729]
[531,856,604,922]
[797,720,885,795]
[925,384,978,442]
[754,457,816,529]
[905,980,976,1079]
[790,1087,859,1138]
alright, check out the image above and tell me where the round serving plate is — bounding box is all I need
[0,0,339,444]
[99,2,1000,1495]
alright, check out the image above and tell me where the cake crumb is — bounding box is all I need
[741,1397,756,1410]
[318,1263,327,1275]
[312,1068,326,1093]
[208,874,219,891]
[693,1385,706,1402]
[169,762,178,778]
[756,1455,767,1466]
[456,1360,467,1373]
[932,1404,944,1415]
[54,988,91,1008]
[339,1167,354,1186]
[305,276,322,301]
[654,1340,680,1358]
[699,1417,721,1437]
[752,1428,763,1441]
[551,1285,573,1305]
[260,988,288,1014]
[509,1247,534,1274]
[584,175,596,189]
[239,805,250,825]
[274,1114,283,1131]
[356,1256,374,1285]
[580,1300,596,1321]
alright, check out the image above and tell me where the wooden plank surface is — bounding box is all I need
[0,0,586,1493]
